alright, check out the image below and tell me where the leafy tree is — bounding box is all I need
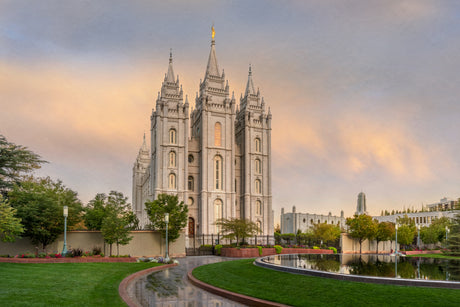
[447,213,460,256]
[87,191,138,256]
[374,221,394,254]
[0,135,46,196]
[8,177,83,252]
[281,233,296,246]
[420,217,451,245]
[0,195,24,242]
[396,215,416,248]
[312,223,341,246]
[145,194,188,249]
[346,214,377,254]
[215,218,260,246]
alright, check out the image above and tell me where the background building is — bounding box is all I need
[132,30,273,241]
[280,206,346,234]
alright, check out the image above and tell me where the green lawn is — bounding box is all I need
[0,262,161,307]
[406,253,460,260]
[193,259,460,307]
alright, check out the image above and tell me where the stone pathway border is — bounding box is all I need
[119,263,178,307]
[187,268,290,307]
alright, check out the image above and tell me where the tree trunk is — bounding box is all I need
[117,242,119,257]
[359,239,362,254]
[376,240,379,254]
[109,244,112,256]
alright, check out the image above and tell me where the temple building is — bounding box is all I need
[132,28,273,242]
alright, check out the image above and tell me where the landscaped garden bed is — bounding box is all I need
[0,255,137,263]
[220,246,334,258]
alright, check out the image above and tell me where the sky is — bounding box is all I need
[1,0,459,224]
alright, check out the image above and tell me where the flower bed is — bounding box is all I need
[403,250,442,255]
[0,256,137,263]
[221,247,333,258]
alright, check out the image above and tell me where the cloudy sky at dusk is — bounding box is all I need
[1,1,459,223]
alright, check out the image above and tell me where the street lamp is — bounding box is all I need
[445,226,450,245]
[165,213,170,262]
[395,224,399,255]
[417,224,421,250]
[62,206,68,256]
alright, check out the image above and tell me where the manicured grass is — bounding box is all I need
[193,259,460,307]
[0,262,161,307]
[406,253,460,260]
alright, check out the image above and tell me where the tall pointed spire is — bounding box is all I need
[166,48,175,83]
[205,25,220,78]
[244,64,256,97]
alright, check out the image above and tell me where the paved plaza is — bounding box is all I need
[129,256,247,307]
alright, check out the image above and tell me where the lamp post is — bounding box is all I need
[165,213,170,262]
[395,224,399,255]
[445,226,450,245]
[417,224,421,250]
[62,206,68,256]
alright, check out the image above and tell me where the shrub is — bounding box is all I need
[257,246,263,256]
[329,247,337,254]
[313,246,320,250]
[70,248,83,257]
[92,246,102,256]
[37,252,47,258]
[274,245,283,254]
[199,244,213,251]
[215,244,223,256]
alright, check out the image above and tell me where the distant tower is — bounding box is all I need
[355,192,368,215]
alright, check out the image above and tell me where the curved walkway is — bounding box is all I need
[126,256,249,306]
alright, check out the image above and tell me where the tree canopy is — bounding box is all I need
[447,213,460,256]
[8,177,83,251]
[346,214,376,254]
[396,215,416,247]
[215,218,260,246]
[312,223,341,246]
[0,135,46,196]
[145,194,188,243]
[374,221,394,253]
[0,195,24,242]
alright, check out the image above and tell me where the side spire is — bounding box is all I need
[205,25,220,78]
[244,64,256,96]
[166,48,175,83]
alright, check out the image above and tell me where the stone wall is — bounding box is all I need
[0,230,185,257]
[341,233,396,254]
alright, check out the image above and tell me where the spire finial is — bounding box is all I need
[212,23,215,40]
[169,48,172,63]
[249,63,252,75]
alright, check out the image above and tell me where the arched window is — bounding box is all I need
[256,200,262,215]
[169,151,176,167]
[187,197,194,206]
[188,217,195,236]
[214,155,223,190]
[168,173,176,189]
[255,179,261,194]
[255,138,261,153]
[214,199,223,233]
[169,129,177,144]
[214,122,222,146]
[256,221,262,234]
[255,159,261,174]
[188,176,194,191]
[310,219,313,224]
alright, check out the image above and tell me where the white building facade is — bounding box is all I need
[280,206,347,234]
[132,31,273,240]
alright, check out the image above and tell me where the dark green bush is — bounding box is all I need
[70,248,83,257]
[92,246,102,255]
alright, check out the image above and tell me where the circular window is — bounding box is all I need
[188,154,194,163]
[187,197,194,206]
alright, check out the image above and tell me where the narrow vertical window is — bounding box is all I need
[214,122,222,146]
[188,176,194,191]
[214,199,223,233]
[214,155,223,190]
[169,129,177,144]
[169,151,176,167]
[168,173,176,189]
[255,159,261,174]
[255,138,261,153]
[256,200,262,215]
[256,221,262,234]
[255,179,261,194]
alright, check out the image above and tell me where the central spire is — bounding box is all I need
[166,49,175,83]
[205,25,220,78]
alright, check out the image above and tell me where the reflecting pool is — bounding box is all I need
[262,254,460,281]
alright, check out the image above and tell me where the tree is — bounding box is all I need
[0,195,24,242]
[312,223,341,246]
[8,177,83,252]
[374,221,394,254]
[86,191,138,256]
[420,217,451,245]
[396,215,416,248]
[0,135,46,196]
[215,218,260,246]
[346,214,377,254]
[145,194,188,250]
[447,213,460,256]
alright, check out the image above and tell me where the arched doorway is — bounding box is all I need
[188,217,195,237]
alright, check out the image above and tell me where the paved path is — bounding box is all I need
[129,256,247,306]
